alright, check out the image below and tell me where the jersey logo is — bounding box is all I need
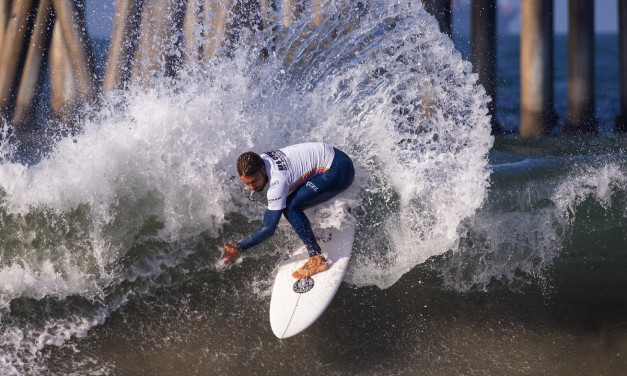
[265,150,288,171]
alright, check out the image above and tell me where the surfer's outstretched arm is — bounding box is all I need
[237,209,282,250]
[219,209,281,267]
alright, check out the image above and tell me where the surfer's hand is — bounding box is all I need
[219,243,241,269]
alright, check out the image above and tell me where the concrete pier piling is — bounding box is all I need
[183,0,203,63]
[519,0,557,138]
[13,0,55,130]
[258,0,276,31]
[51,0,97,103]
[49,19,78,121]
[563,0,596,135]
[470,0,502,135]
[281,0,303,27]
[0,0,37,119]
[103,0,145,93]
[312,0,325,27]
[201,0,234,60]
[422,0,451,36]
[0,1,12,54]
[130,0,187,86]
[0,0,625,138]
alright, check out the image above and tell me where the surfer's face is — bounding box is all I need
[240,166,267,192]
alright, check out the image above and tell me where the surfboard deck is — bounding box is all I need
[269,221,355,339]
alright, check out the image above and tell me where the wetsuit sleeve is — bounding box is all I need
[237,209,282,251]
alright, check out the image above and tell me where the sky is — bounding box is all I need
[85,0,620,39]
[85,0,114,39]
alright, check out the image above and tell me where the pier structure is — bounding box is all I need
[0,0,95,132]
[470,0,501,135]
[422,0,451,36]
[563,0,596,135]
[618,0,627,132]
[519,0,557,138]
[426,0,624,137]
[0,0,38,123]
[0,0,625,138]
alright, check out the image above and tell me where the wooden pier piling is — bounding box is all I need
[519,0,556,138]
[563,0,596,135]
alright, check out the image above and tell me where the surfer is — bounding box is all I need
[220,142,355,279]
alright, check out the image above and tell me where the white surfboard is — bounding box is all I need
[269,221,355,339]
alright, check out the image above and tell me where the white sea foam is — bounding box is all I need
[0,0,494,371]
[0,0,492,293]
[439,159,627,292]
[552,161,626,216]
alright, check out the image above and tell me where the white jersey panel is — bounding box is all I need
[261,143,335,210]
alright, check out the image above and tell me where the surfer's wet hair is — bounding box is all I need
[237,152,264,176]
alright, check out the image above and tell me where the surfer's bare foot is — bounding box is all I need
[292,254,328,279]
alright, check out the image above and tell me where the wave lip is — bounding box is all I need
[0,0,496,372]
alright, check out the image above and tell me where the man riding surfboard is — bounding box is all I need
[220,142,355,279]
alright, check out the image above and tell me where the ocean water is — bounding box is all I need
[491,33,621,135]
[452,32,621,135]
[0,1,625,375]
